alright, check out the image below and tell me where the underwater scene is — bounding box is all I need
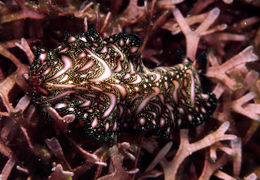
[0,0,260,179]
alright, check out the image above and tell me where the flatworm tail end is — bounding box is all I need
[178,91,217,129]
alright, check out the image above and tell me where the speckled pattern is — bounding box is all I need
[29,29,217,141]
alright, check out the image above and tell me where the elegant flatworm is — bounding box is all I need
[29,29,217,141]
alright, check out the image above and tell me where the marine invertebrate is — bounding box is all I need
[29,29,217,141]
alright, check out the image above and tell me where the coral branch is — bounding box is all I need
[0,139,13,159]
[45,137,72,170]
[66,136,106,166]
[157,0,184,9]
[0,158,15,180]
[97,145,131,180]
[15,38,34,65]
[207,46,258,90]
[46,107,75,134]
[231,138,242,177]
[217,33,246,41]
[243,121,260,144]
[20,127,34,151]
[120,0,145,26]
[232,92,260,121]
[234,70,259,98]
[173,7,220,60]
[0,44,23,68]
[0,4,44,23]
[48,164,74,180]
[213,83,226,99]
[145,142,173,172]
[223,0,233,4]
[199,155,228,180]
[244,173,258,180]
[14,95,31,112]
[0,74,16,112]
[74,2,94,18]
[100,12,111,33]
[161,121,236,179]
[214,170,236,180]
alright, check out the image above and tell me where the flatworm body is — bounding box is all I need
[30,29,217,141]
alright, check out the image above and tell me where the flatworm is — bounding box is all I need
[29,29,217,141]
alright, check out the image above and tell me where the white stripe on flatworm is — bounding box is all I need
[128,74,142,84]
[39,53,47,62]
[124,73,131,79]
[172,80,179,103]
[78,60,95,71]
[59,74,69,82]
[186,69,195,105]
[99,46,107,54]
[112,121,117,131]
[78,52,86,58]
[85,48,112,82]
[129,61,135,74]
[41,67,51,76]
[68,36,76,43]
[139,117,146,126]
[105,122,110,132]
[37,90,75,104]
[112,84,127,99]
[46,55,73,81]
[80,37,87,42]
[79,100,91,107]
[109,43,125,72]
[91,116,98,128]
[136,87,160,114]
[119,38,124,46]
[102,92,116,118]
[59,47,69,54]
[150,72,161,83]
[130,46,138,53]
[160,118,165,127]
[55,103,67,109]
[46,83,75,88]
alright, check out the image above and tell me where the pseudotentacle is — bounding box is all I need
[29,29,217,142]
